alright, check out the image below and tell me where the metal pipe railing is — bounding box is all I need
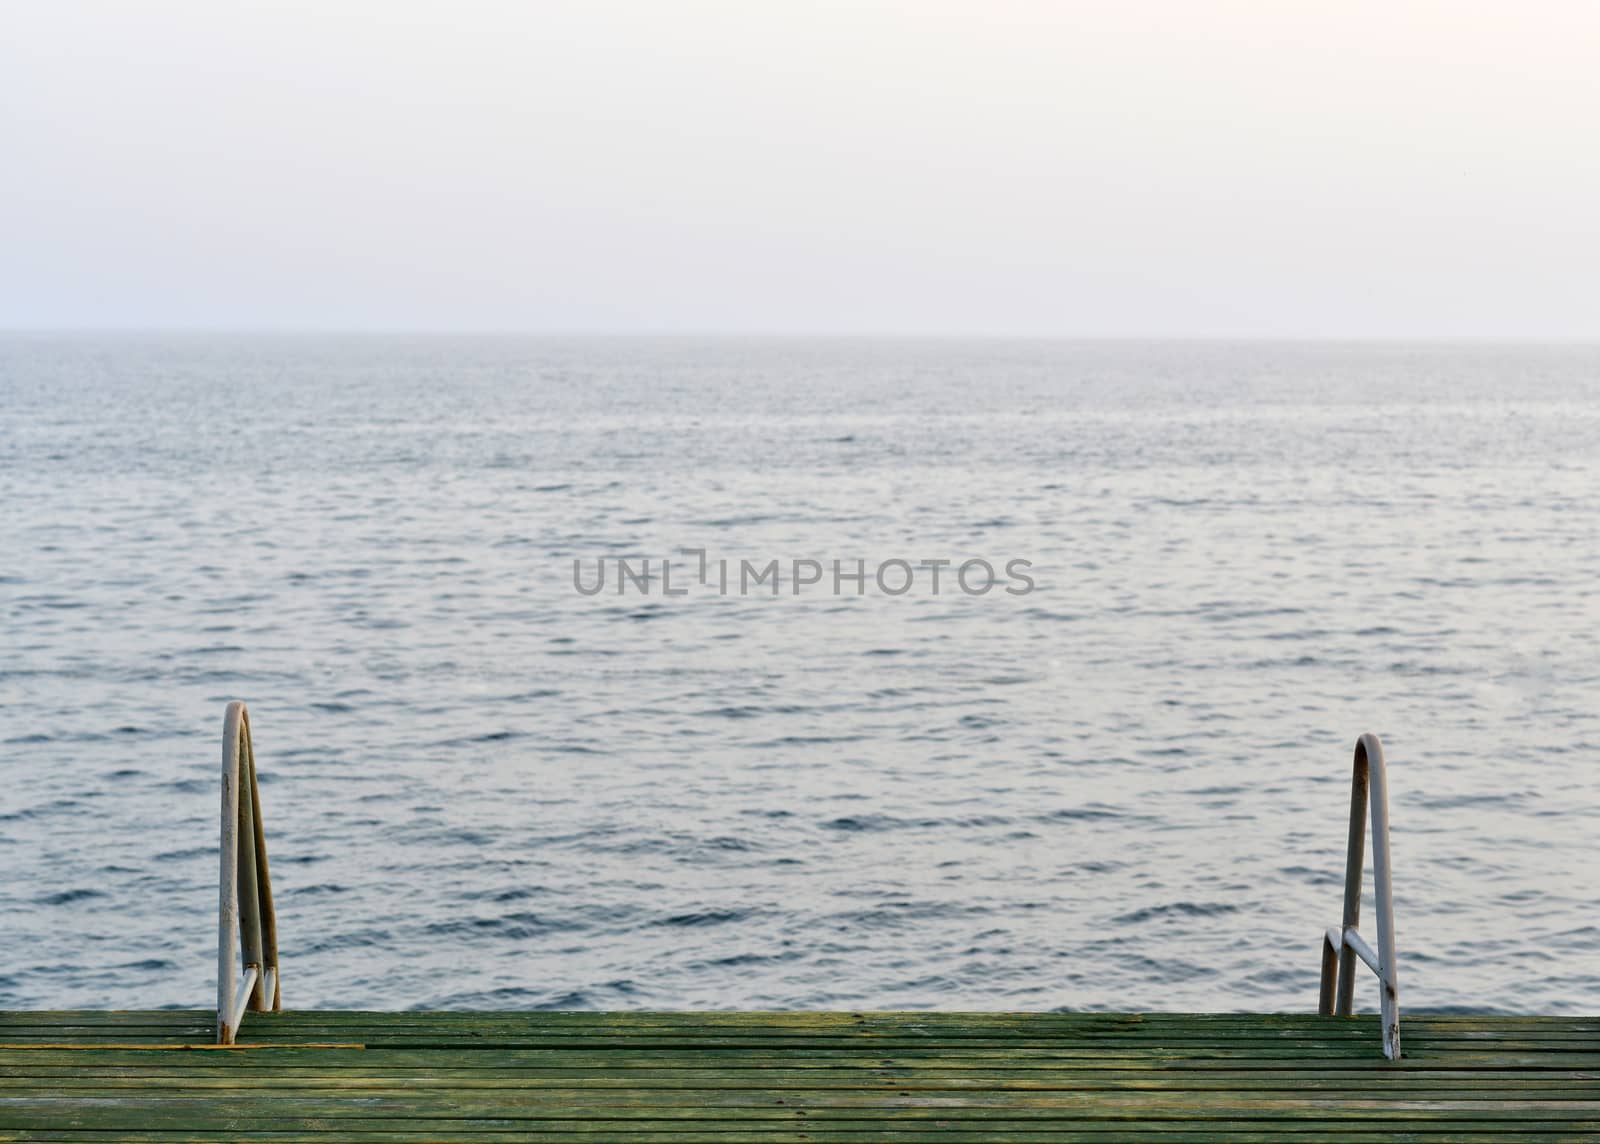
[1317,732,1401,1059]
[218,701,280,1044]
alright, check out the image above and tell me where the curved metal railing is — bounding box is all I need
[1318,732,1401,1059]
[218,701,281,1043]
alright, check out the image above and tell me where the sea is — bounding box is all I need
[1,335,1597,1015]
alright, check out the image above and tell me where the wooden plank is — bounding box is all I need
[1,1011,1595,1140]
[4,1132,1598,1143]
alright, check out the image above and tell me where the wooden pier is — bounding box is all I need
[3,1010,1598,1141]
[7,715,1591,1137]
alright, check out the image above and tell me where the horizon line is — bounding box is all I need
[3,327,1599,343]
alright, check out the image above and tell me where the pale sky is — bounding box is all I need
[2,1,1597,336]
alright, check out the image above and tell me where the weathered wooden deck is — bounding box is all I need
[2,1011,1598,1141]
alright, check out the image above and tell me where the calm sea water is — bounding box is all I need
[2,335,1598,1015]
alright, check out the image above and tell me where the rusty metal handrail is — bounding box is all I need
[1318,732,1401,1059]
[218,701,281,1043]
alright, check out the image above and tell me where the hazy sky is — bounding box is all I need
[2,2,1597,336]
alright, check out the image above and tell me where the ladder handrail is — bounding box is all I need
[1317,732,1401,1059]
[218,700,281,1044]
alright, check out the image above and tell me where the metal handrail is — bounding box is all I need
[1318,732,1401,1059]
[218,701,281,1044]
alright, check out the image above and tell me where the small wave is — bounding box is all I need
[426,986,550,1007]
[1279,865,1341,886]
[823,814,900,832]
[1416,791,1533,811]
[158,779,208,794]
[36,889,107,906]
[754,734,865,747]
[1111,902,1241,925]
[835,901,995,928]
[424,912,570,940]
[300,928,394,955]
[431,729,529,746]
[820,813,1012,833]
[154,846,213,861]
[1040,805,1127,822]
[696,514,780,527]
[456,887,546,903]
[652,908,750,928]
[699,951,803,968]
[699,705,764,719]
